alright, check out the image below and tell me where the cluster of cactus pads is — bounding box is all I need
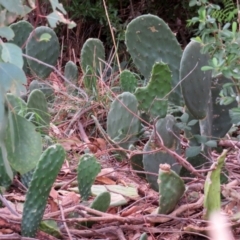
[106,14,237,213]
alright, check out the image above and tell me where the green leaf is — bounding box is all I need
[46,11,76,29]
[1,43,23,68]
[5,113,42,175]
[0,63,27,96]
[187,119,198,126]
[194,134,208,144]
[39,220,62,238]
[0,27,14,40]
[201,66,213,71]
[49,0,66,14]
[230,107,240,124]
[180,112,189,123]
[186,146,201,158]
[0,0,28,16]
[232,22,237,34]
[204,140,217,148]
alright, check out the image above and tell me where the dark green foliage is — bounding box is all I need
[211,0,237,23]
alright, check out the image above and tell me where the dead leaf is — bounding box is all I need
[61,192,80,207]
[95,138,107,150]
[96,176,116,185]
[121,206,141,217]
[59,137,83,151]
[50,123,61,136]
[50,187,59,200]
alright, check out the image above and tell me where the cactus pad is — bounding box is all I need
[134,62,171,118]
[125,14,182,105]
[26,26,60,79]
[180,41,212,119]
[64,60,78,83]
[21,144,65,237]
[29,80,54,103]
[9,20,33,74]
[107,92,140,149]
[158,164,185,214]
[143,115,181,191]
[90,191,111,212]
[120,70,137,93]
[77,154,101,201]
[27,89,50,132]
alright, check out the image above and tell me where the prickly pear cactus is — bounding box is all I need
[135,62,171,118]
[143,115,181,191]
[64,61,79,94]
[204,150,227,219]
[27,89,50,132]
[80,38,105,91]
[90,191,111,212]
[29,80,55,103]
[140,233,148,240]
[6,93,27,115]
[125,14,183,105]
[120,70,137,93]
[158,164,185,214]
[77,154,101,200]
[21,144,65,237]
[64,60,78,83]
[107,92,140,149]
[26,26,60,79]
[21,169,34,188]
[9,20,33,74]
[0,148,12,189]
[180,41,212,119]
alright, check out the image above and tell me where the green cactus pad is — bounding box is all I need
[120,70,137,93]
[26,26,60,79]
[90,191,111,212]
[9,20,33,74]
[21,144,65,237]
[21,169,34,188]
[211,75,237,138]
[64,60,78,83]
[27,89,50,132]
[77,154,101,201]
[6,93,27,115]
[29,80,55,103]
[204,150,227,219]
[125,14,183,105]
[5,113,42,175]
[80,38,105,75]
[140,233,148,240]
[0,148,12,188]
[158,164,185,214]
[135,62,171,118]
[80,38,104,93]
[64,60,79,94]
[143,115,181,191]
[180,41,212,119]
[107,92,140,149]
